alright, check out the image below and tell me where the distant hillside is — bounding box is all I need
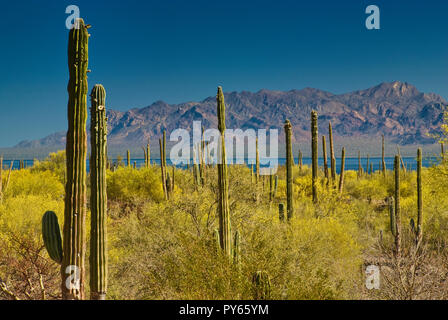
[14,81,446,154]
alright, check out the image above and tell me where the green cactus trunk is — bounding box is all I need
[358,151,362,178]
[322,135,329,181]
[441,142,445,162]
[62,18,89,300]
[311,111,318,203]
[394,155,401,259]
[329,122,336,182]
[42,211,63,264]
[278,203,285,222]
[388,196,397,238]
[147,142,150,168]
[233,231,240,267]
[338,148,345,194]
[416,148,423,245]
[298,150,303,172]
[89,84,108,300]
[159,137,168,200]
[217,87,232,257]
[126,150,130,167]
[284,120,294,220]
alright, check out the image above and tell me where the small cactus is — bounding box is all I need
[382,135,386,177]
[322,135,329,181]
[252,271,271,300]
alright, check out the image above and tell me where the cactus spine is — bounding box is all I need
[416,148,423,245]
[62,18,89,299]
[322,136,328,181]
[329,122,336,182]
[284,120,294,220]
[338,148,345,194]
[89,84,108,300]
[42,211,63,264]
[217,87,231,257]
[311,111,318,203]
[394,155,401,258]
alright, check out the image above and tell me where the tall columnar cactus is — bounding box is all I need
[269,173,274,202]
[159,137,168,200]
[284,120,294,220]
[233,231,240,267]
[298,150,303,171]
[217,87,232,257]
[329,122,336,182]
[322,135,329,181]
[382,135,386,177]
[370,163,373,175]
[126,150,130,167]
[416,148,423,245]
[388,197,396,236]
[338,148,345,194]
[311,111,318,203]
[358,151,362,178]
[252,271,271,300]
[441,142,445,162]
[394,155,401,258]
[89,84,108,300]
[147,141,151,168]
[62,18,89,300]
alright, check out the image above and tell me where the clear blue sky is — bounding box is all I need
[0,0,447,147]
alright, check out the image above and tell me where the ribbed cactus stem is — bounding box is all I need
[42,211,63,264]
[394,155,401,258]
[298,150,303,171]
[233,231,240,267]
[147,141,150,168]
[387,197,396,237]
[159,138,168,200]
[322,135,328,180]
[217,87,232,257]
[284,120,294,220]
[441,142,445,162]
[416,148,423,245]
[311,111,318,203]
[89,84,108,300]
[338,148,345,194]
[126,150,130,167]
[63,18,89,300]
[329,122,336,182]
[358,151,362,178]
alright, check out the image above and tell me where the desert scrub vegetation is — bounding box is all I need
[1,148,448,300]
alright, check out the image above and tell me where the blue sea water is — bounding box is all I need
[3,157,437,173]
